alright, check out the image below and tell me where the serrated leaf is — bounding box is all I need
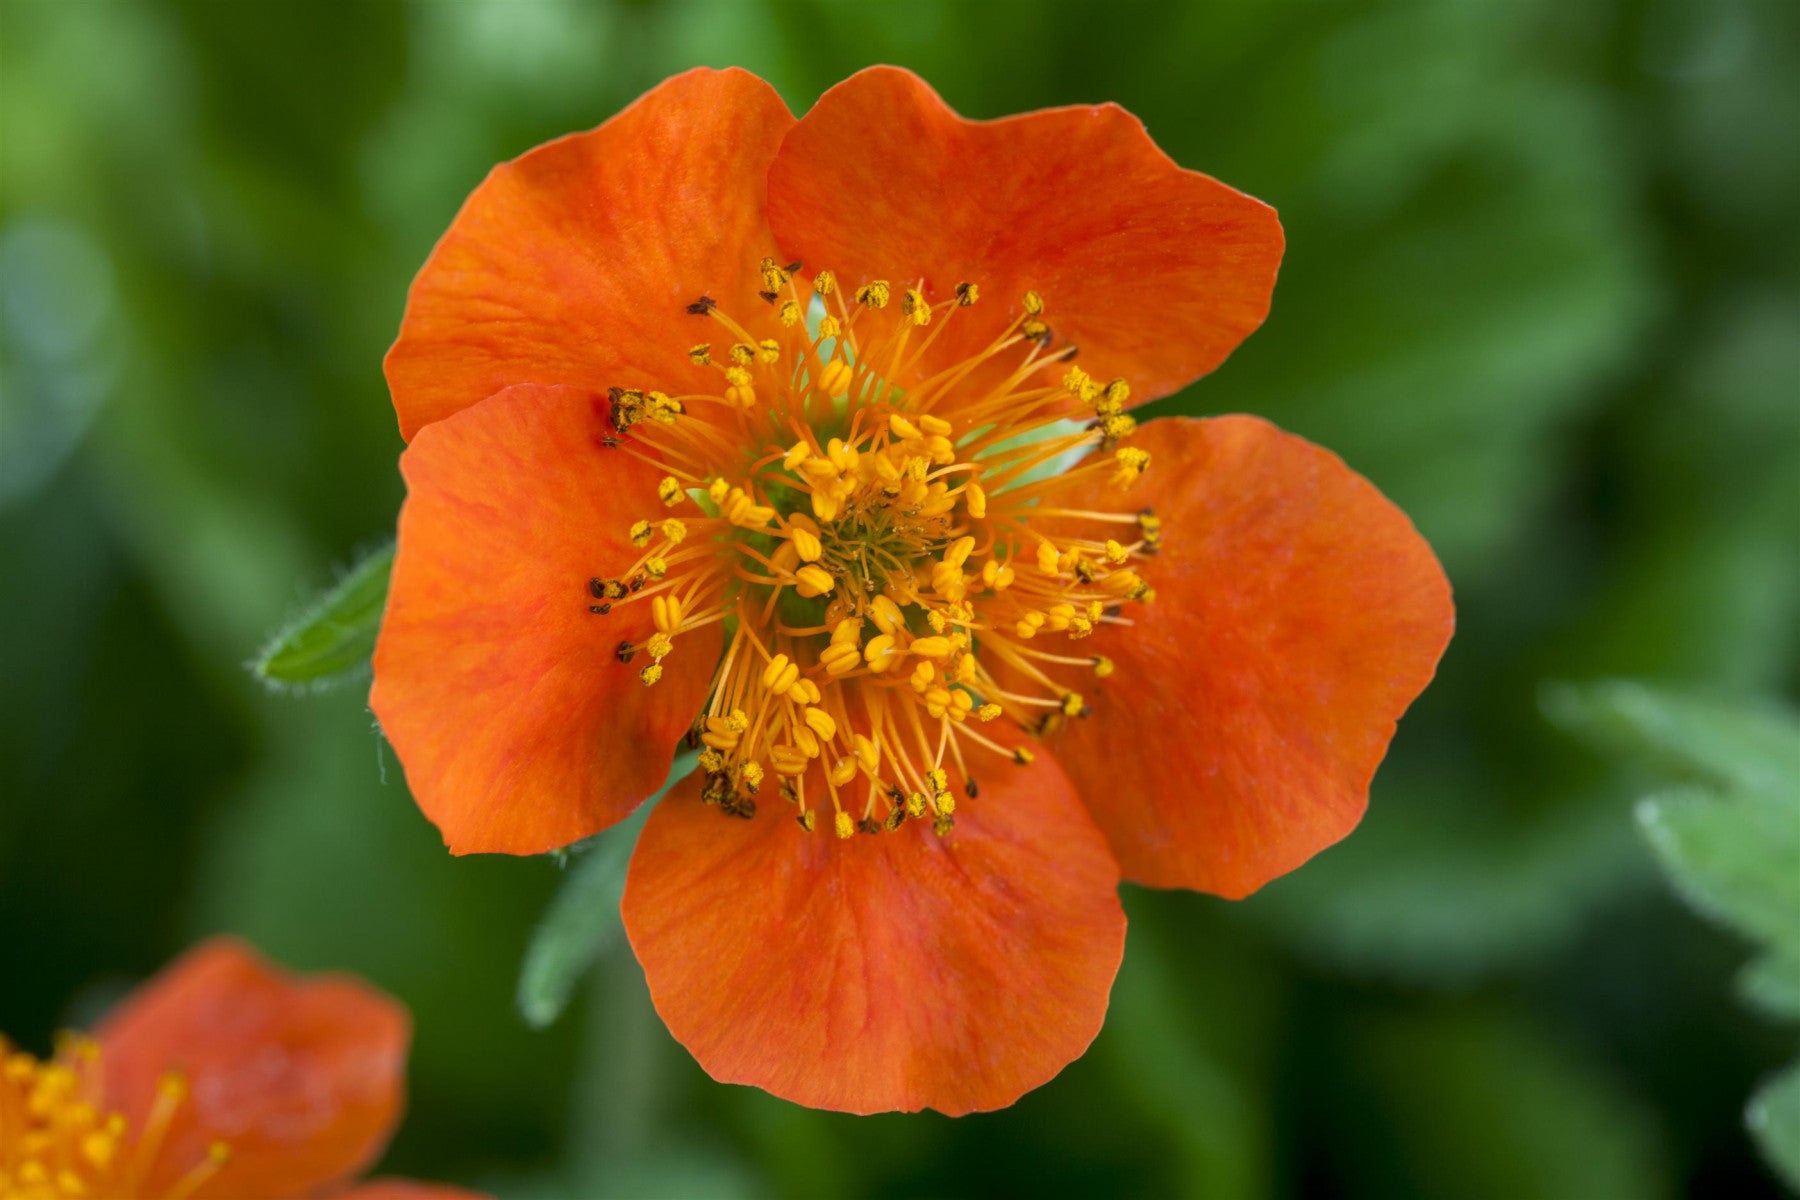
[1748,1061,1800,1191]
[1740,953,1800,1023]
[1541,680,1800,794]
[252,542,393,689]
[1636,786,1800,955]
[516,751,699,1029]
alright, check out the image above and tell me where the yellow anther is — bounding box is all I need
[708,476,731,504]
[778,299,803,327]
[644,556,668,580]
[955,281,978,306]
[645,632,673,660]
[651,595,682,634]
[1021,317,1049,340]
[943,535,976,570]
[660,519,688,543]
[1104,377,1131,410]
[924,434,956,464]
[811,487,843,523]
[761,652,800,696]
[831,617,861,645]
[741,761,765,787]
[902,287,931,326]
[729,343,755,366]
[1105,539,1129,564]
[1014,611,1046,639]
[869,595,904,634]
[962,481,987,519]
[772,745,810,776]
[826,437,858,473]
[981,559,1014,590]
[796,808,815,832]
[1022,290,1045,315]
[853,733,880,774]
[817,358,853,399]
[757,338,782,363]
[1102,412,1138,440]
[791,525,823,562]
[783,441,811,472]
[1102,569,1143,597]
[656,476,685,507]
[795,564,835,597]
[909,660,936,693]
[698,748,724,772]
[917,414,953,438]
[1112,446,1151,487]
[829,757,857,787]
[1045,602,1076,631]
[863,633,900,671]
[834,809,855,838]
[817,314,842,339]
[936,791,957,816]
[701,715,741,751]
[820,640,861,676]
[1013,746,1036,766]
[1062,692,1085,717]
[909,636,953,660]
[1064,364,1092,396]
[813,269,837,296]
[888,414,922,441]
[1093,655,1116,679]
[1036,541,1062,574]
[924,687,955,718]
[803,707,838,743]
[855,279,891,308]
[793,724,820,758]
[759,255,790,291]
[906,791,927,818]
[639,662,663,686]
[688,343,712,365]
[629,519,653,547]
[978,702,1002,722]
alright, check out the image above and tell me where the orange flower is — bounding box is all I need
[373,67,1453,1114]
[1,938,481,1200]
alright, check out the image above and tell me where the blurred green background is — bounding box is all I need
[3,0,1797,1196]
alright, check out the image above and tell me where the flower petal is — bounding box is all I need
[622,748,1125,1115]
[371,383,718,855]
[384,67,795,441]
[1046,416,1453,898]
[97,938,408,1200]
[766,66,1282,407]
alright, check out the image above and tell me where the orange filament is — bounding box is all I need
[1,1034,229,1200]
[588,257,1157,838]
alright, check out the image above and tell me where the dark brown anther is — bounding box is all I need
[778,780,799,804]
[965,777,979,798]
[856,817,882,836]
[615,641,638,664]
[588,604,610,615]
[730,796,757,819]
[627,574,646,593]
[686,295,716,315]
[884,808,905,832]
[757,289,779,304]
[588,577,608,599]
[1065,345,1080,359]
[784,260,802,273]
[607,386,625,400]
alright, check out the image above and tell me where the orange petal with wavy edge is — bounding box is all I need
[371,384,718,855]
[766,66,1282,408]
[1045,416,1453,898]
[384,67,795,441]
[622,748,1125,1115]
[96,938,408,1200]
[334,1180,489,1200]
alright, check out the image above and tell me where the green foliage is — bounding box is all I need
[1548,680,1800,1188]
[251,542,392,690]
[516,752,698,1030]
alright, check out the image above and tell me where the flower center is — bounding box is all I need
[588,259,1158,839]
[1,1034,229,1200]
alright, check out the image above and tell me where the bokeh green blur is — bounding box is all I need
[3,0,1796,1195]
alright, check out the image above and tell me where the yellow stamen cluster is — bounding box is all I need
[584,264,1158,841]
[1,1034,230,1200]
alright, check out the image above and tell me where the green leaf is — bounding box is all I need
[516,750,699,1030]
[1740,953,1800,1023]
[1748,1062,1800,1192]
[1541,680,1800,794]
[251,542,393,690]
[1636,786,1800,955]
